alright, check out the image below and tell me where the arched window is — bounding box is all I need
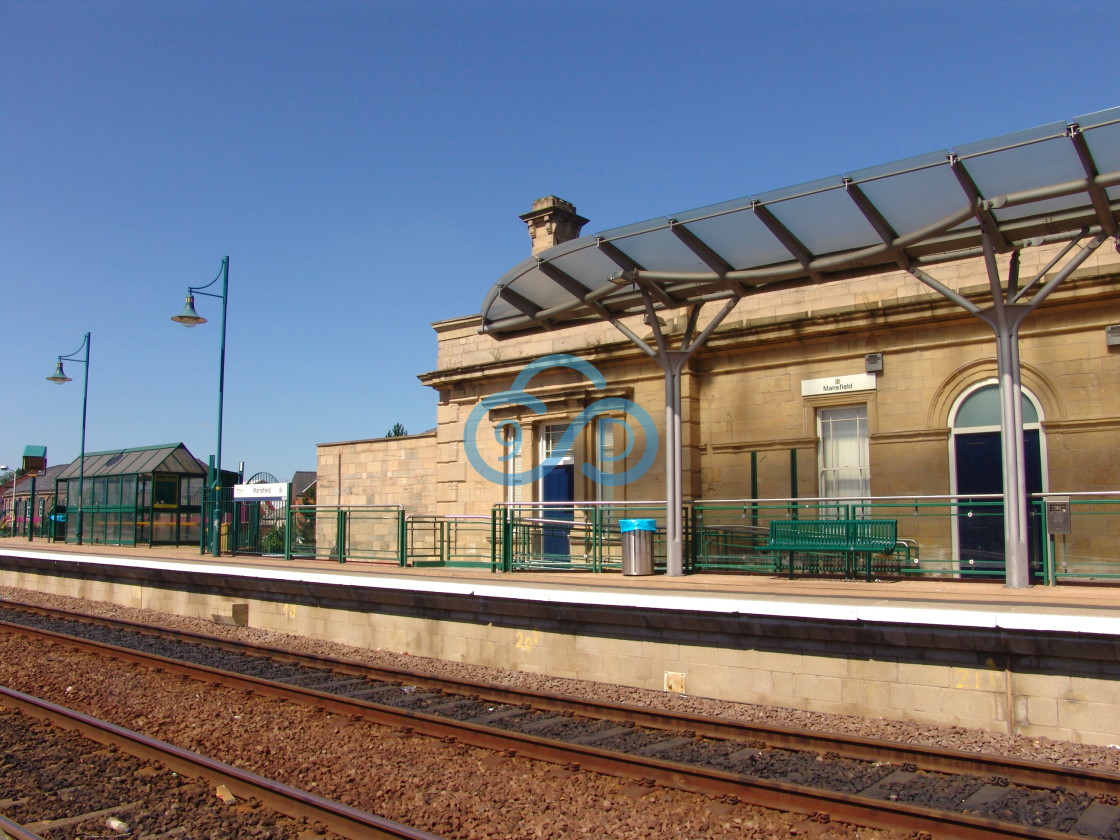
[950,381,1045,576]
[953,383,1039,429]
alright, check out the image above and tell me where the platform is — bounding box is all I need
[2,538,1118,746]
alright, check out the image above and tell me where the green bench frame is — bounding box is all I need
[767,518,899,581]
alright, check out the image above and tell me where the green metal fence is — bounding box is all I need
[492,501,667,572]
[21,487,1111,585]
[1042,493,1120,583]
[243,493,1120,582]
[689,493,1120,582]
[406,515,491,568]
[290,504,405,565]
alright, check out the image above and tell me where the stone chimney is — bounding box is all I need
[520,196,589,256]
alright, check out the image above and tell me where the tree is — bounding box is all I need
[385,423,408,437]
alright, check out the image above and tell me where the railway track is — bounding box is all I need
[1,598,1118,840]
[0,686,442,840]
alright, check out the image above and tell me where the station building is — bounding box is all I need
[319,116,1120,581]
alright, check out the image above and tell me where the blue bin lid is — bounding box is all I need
[619,518,657,532]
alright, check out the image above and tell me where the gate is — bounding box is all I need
[230,473,290,556]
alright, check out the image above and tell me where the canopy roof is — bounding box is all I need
[55,443,206,480]
[482,107,1120,337]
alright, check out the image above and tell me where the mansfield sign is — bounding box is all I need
[800,373,877,397]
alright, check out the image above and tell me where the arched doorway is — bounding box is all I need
[950,382,1045,578]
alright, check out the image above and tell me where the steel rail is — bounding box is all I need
[3,608,1118,839]
[0,812,45,840]
[0,685,444,840]
[2,602,1117,797]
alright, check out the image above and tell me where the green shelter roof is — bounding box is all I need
[55,443,207,480]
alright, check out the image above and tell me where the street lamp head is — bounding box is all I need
[46,359,72,384]
[171,293,206,327]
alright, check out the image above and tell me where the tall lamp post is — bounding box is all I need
[171,256,229,557]
[47,332,91,545]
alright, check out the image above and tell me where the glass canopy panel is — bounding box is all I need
[759,185,882,256]
[596,215,671,241]
[508,267,581,311]
[952,122,1068,159]
[675,206,798,269]
[1075,106,1120,129]
[851,161,968,239]
[484,257,541,320]
[604,226,714,273]
[549,240,632,290]
[1081,118,1120,204]
[484,297,518,322]
[958,134,1081,194]
[957,134,1088,223]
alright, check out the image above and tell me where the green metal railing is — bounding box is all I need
[18,489,1112,585]
[287,504,405,565]
[691,496,994,579]
[1041,493,1120,583]
[406,515,491,568]
[249,493,1120,582]
[492,501,666,572]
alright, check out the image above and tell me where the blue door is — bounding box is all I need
[955,429,1042,578]
[541,464,574,558]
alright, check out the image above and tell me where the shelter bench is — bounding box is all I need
[767,518,902,581]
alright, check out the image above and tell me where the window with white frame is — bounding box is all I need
[503,422,523,505]
[818,405,869,499]
[595,417,617,503]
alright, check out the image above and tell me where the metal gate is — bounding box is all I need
[230,473,290,556]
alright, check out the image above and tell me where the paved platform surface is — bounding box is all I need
[4,537,1118,635]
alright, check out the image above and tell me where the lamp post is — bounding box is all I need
[172,256,229,557]
[47,332,91,545]
[0,464,15,538]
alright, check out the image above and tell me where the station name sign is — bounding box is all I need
[801,373,877,397]
[233,482,288,501]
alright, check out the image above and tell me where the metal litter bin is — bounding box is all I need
[619,519,656,575]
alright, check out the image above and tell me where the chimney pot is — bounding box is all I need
[520,196,589,256]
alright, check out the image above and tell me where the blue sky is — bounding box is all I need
[2,0,1116,483]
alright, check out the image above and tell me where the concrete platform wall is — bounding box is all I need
[2,561,1117,747]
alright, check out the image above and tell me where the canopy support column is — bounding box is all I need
[907,229,1108,587]
[606,284,740,576]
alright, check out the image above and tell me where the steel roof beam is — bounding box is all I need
[536,261,618,323]
[949,154,1012,253]
[596,238,645,272]
[843,178,913,272]
[497,286,554,330]
[1069,124,1117,236]
[667,220,747,296]
[750,202,824,282]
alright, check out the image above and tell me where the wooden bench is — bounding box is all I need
[767,518,899,580]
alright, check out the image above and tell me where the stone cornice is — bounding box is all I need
[709,437,818,454]
[870,428,952,446]
[1042,416,1120,434]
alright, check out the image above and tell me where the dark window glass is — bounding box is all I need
[153,475,178,508]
